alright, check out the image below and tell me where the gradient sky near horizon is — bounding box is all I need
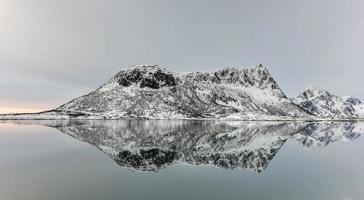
[1,0,364,113]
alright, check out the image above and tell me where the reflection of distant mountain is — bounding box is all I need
[1,120,363,173]
[293,122,363,149]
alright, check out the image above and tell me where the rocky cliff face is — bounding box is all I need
[55,65,312,120]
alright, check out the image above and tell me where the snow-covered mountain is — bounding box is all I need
[52,64,312,120]
[343,96,364,118]
[0,64,363,120]
[292,87,364,119]
[343,96,362,106]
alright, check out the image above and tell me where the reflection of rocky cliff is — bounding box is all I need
[1,120,362,173]
[49,120,302,172]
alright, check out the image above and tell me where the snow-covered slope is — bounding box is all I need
[343,96,364,118]
[53,64,312,120]
[292,87,362,119]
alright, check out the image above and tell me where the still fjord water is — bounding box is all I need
[0,120,363,200]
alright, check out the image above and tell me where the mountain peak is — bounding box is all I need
[293,87,358,118]
[300,87,332,99]
[255,63,266,70]
[126,64,162,71]
[342,96,362,106]
[209,64,283,93]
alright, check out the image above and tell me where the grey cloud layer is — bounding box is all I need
[1,0,363,109]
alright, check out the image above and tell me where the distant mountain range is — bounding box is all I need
[0,64,363,120]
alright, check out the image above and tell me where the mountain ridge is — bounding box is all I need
[292,87,364,119]
[0,64,362,120]
[54,64,312,120]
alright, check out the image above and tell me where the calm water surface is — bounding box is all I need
[0,120,363,200]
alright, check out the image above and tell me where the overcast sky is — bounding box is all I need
[1,0,364,113]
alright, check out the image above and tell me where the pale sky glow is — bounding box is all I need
[0,107,42,114]
[1,0,364,114]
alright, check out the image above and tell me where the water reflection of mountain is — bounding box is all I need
[56,121,302,173]
[2,120,363,173]
[294,122,363,149]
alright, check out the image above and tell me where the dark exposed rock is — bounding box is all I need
[116,148,177,170]
[126,70,143,82]
[170,87,177,93]
[117,78,131,87]
[115,67,176,89]
[154,69,176,87]
[117,151,143,167]
[269,77,278,89]
[66,112,87,117]
[140,78,160,89]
